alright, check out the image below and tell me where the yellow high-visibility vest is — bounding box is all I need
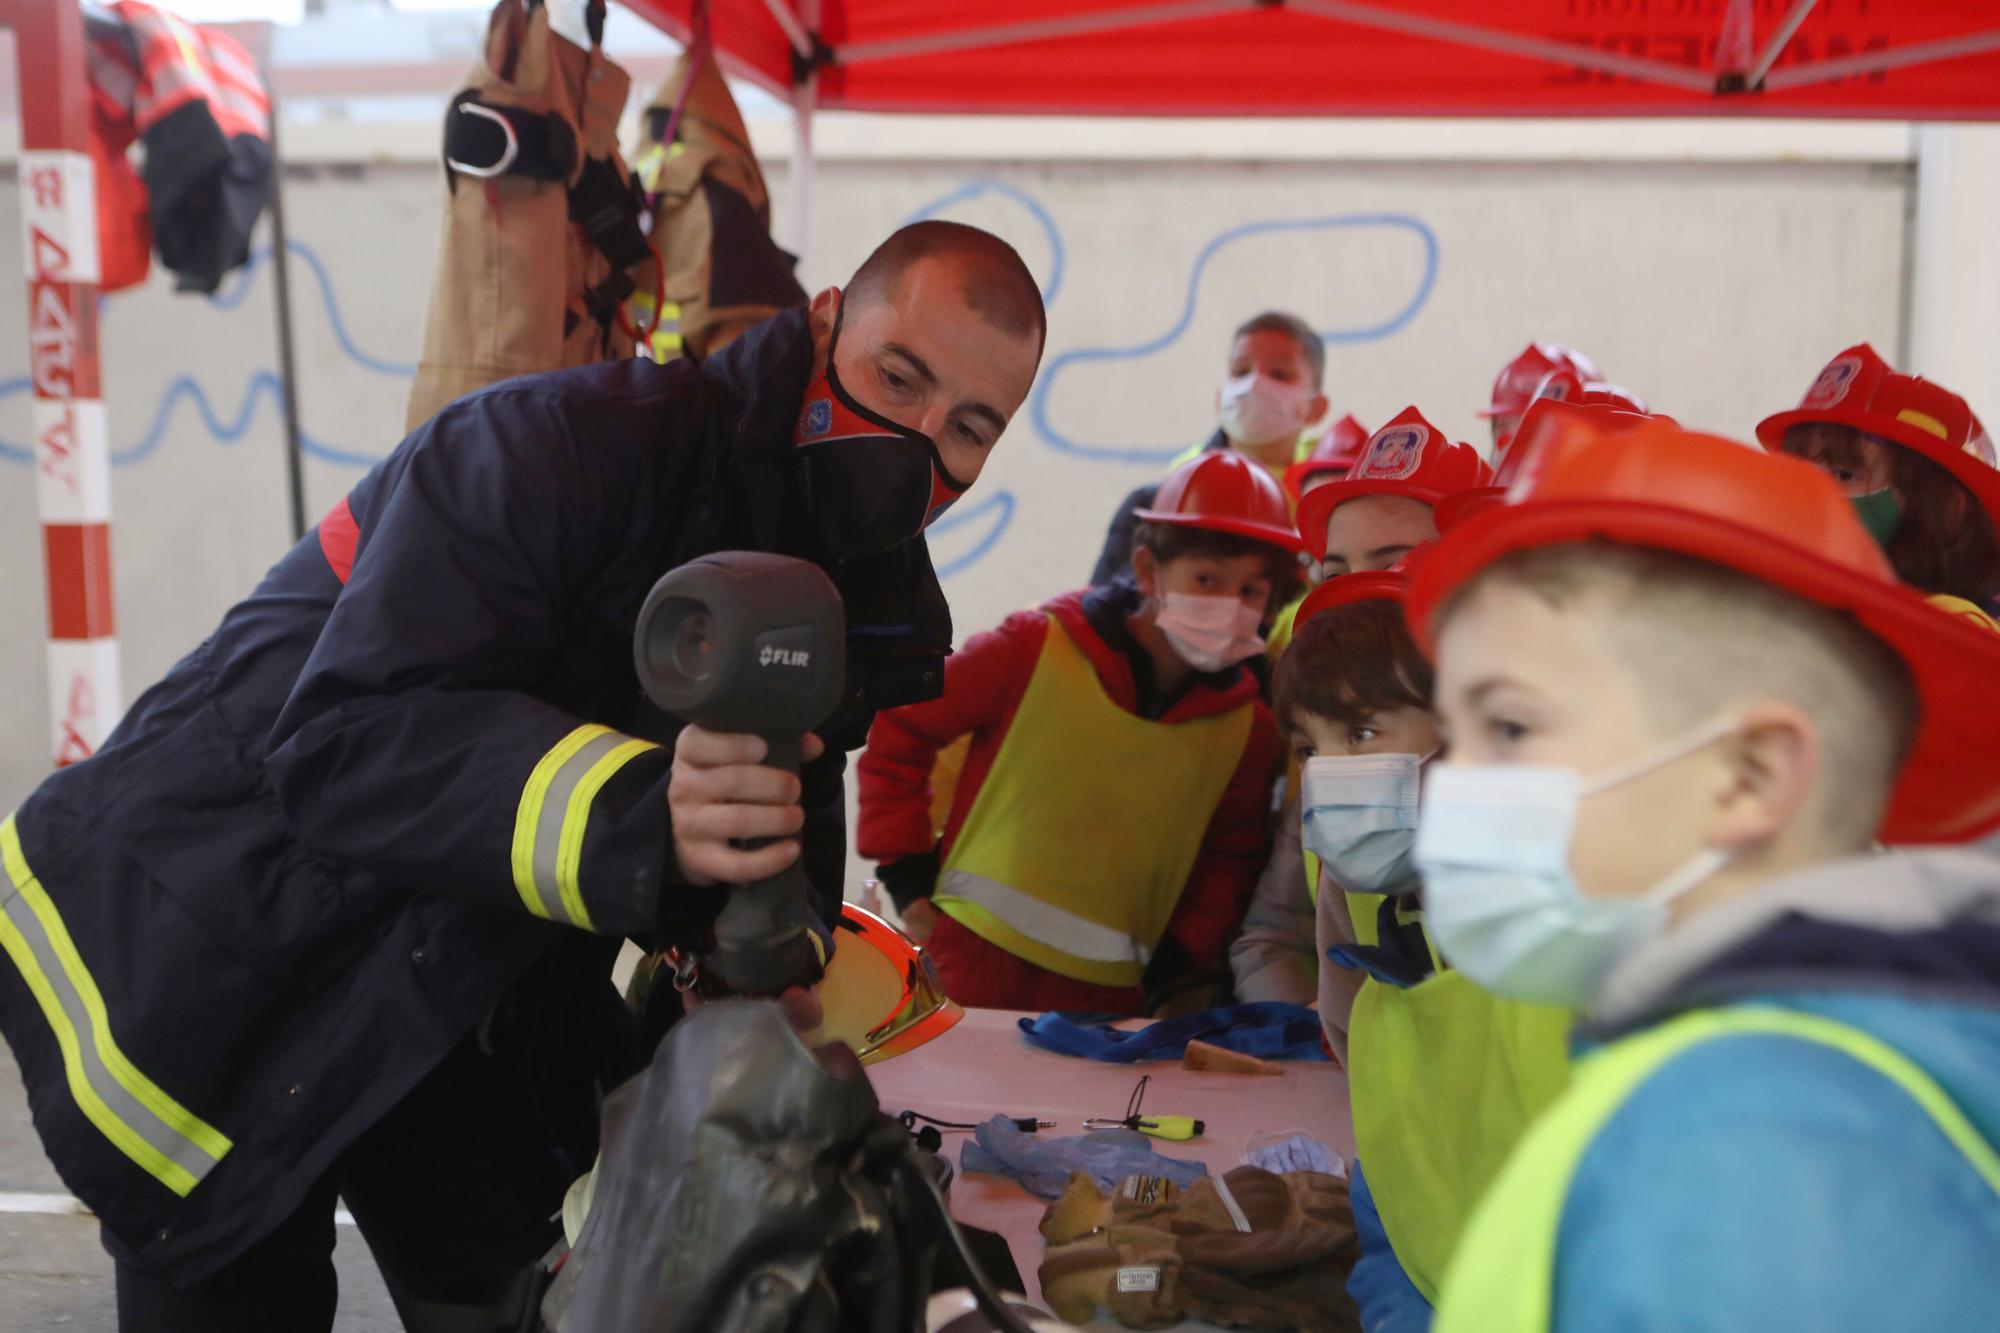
[1435,1006,2000,1332]
[934,617,1253,988]
[1348,966,1571,1302]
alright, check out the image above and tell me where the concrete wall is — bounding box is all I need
[0,139,1914,817]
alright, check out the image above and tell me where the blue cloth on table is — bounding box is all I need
[1018,1003,1331,1062]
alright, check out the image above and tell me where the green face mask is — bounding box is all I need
[1850,488,1903,549]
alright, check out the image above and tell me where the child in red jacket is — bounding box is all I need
[858,452,1299,1015]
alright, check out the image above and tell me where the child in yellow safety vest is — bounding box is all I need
[1759,344,2000,631]
[1271,566,1569,1331]
[858,451,1299,1017]
[1408,416,2000,1331]
[1234,410,1498,1001]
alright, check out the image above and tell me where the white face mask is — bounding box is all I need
[1219,372,1317,447]
[1414,715,1738,1010]
[1156,592,1266,673]
[1300,752,1426,896]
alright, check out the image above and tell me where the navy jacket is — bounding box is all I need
[0,310,948,1282]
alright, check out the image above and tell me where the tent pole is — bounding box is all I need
[790,75,816,270]
[1763,28,2000,92]
[757,0,813,60]
[785,0,820,272]
[1743,0,1819,90]
[265,87,309,542]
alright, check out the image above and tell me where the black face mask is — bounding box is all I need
[787,302,971,563]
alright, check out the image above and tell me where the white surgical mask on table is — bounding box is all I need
[1219,372,1317,447]
[1156,592,1265,673]
[1300,752,1426,895]
[1414,715,1739,1010]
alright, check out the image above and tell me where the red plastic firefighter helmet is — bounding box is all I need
[1492,368,1652,458]
[1292,545,1429,632]
[1283,415,1371,501]
[1136,450,1309,553]
[1408,415,2000,844]
[1439,393,1664,532]
[1756,344,2000,532]
[1295,408,1494,562]
[1525,367,1650,416]
[1480,344,1602,419]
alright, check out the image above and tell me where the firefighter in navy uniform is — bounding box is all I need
[0,221,1045,1332]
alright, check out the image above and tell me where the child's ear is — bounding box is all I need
[1308,392,1330,424]
[1131,545,1160,599]
[1711,701,1819,851]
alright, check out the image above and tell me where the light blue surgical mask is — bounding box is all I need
[1414,716,1737,1010]
[1300,752,1426,896]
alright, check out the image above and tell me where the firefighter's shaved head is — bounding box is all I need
[810,222,1044,488]
[845,221,1047,354]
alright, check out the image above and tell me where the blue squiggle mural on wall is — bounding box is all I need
[903,178,1068,306]
[928,491,1015,581]
[0,239,414,469]
[1030,213,1439,466]
[896,177,1073,572]
[1,185,1440,581]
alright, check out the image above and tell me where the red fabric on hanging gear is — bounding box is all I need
[84,2,273,294]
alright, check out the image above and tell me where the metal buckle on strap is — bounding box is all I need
[446,101,518,179]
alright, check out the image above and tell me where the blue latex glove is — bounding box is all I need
[959,1115,1208,1200]
[1243,1131,1344,1177]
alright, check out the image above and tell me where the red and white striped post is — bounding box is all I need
[6,0,123,766]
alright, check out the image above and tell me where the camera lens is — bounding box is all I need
[671,611,716,683]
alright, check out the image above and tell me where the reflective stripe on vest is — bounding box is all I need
[0,816,232,1196]
[1349,971,1570,1302]
[1434,1005,2000,1333]
[629,292,684,364]
[510,724,659,931]
[934,615,1253,988]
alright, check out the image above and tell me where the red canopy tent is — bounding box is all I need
[622,0,2000,254]
[629,0,2000,119]
[4,0,1999,767]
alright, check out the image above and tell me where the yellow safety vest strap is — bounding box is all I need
[937,868,1151,989]
[1435,1005,2000,1333]
[510,725,660,931]
[0,816,232,1197]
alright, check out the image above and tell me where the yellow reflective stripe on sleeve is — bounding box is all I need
[513,726,660,930]
[513,726,605,920]
[0,816,231,1197]
[555,738,658,931]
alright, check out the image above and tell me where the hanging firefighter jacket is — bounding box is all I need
[83,1,273,295]
[626,38,807,364]
[0,309,951,1284]
[404,0,654,431]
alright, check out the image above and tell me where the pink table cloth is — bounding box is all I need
[867,1008,1356,1327]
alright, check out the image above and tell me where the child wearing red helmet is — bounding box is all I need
[1415,416,2000,1331]
[1759,344,2000,627]
[1088,312,1329,587]
[1480,343,1600,454]
[859,452,1297,1015]
[1249,567,1570,1333]
[1294,408,1494,583]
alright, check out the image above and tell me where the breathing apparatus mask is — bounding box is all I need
[1299,751,1431,896]
[789,299,971,563]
